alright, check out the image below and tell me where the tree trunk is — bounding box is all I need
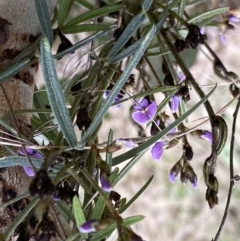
[0,1,56,240]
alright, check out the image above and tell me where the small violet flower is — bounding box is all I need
[100,173,112,192]
[79,219,98,233]
[18,147,43,177]
[103,90,122,108]
[228,14,240,23]
[170,73,186,113]
[151,141,165,161]
[132,98,157,125]
[170,95,180,113]
[200,130,212,145]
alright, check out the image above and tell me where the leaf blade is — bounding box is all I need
[40,37,77,147]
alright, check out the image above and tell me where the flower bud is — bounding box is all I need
[169,160,182,183]
[183,142,193,161]
[229,83,240,98]
[163,73,174,86]
[206,187,218,209]
[174,39,188,52]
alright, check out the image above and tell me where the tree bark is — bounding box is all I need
[0,1,56,240]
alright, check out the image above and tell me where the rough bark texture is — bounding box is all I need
[0,1,56,240]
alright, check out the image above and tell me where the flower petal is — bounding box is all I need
[151,141,164,161]
[100,174,112,192]
[132,111,151,125]
[201,131,212,145]
[170,95,180,113]
[229,15,240,23]
[23,166,35,177]
[169,172,176,183]
[79,220,98,233]
[133,98,149,110]
[145,101,157,119]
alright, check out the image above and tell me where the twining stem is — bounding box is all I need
[213,98,240,241]
[159,30,217,159]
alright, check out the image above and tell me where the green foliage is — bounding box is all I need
[1,0,240,240]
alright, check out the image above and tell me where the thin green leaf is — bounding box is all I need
[107,14,147,59]
[0,58,30,82]
[106,129,113,170]
[142,0,153,11]
[34,0,54,45]
[62,24,110,34]
[56,200,75,222]
[188,7,229,24]
[58,0,75,27]
[2,197,40,240]
[90,215,145,241]
[178,0,187,20]
[40,37,77,147]
[113,86,179,106]
[110,38,144,64]
[73,196,87,239]
[64,5,123,27]
[78,26,156,149]
[112,85,217,166]
[146,49,170,57]
[90,195,106,220]
[75,0,94,10]
[54,25,116,59]
[115,151,146,184]
[119,175,154,213]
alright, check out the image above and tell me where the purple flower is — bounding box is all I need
[18,147,43,177]
[190,176,198,189]
[79,219,98,233]
[19,147,43,159]
[132,98,157,125]
[170,95,180,113]
[169,160,182,183]
[151,141,165,161]
[23,166,35,177]
[201,130,212,145]
[100,173,112,192]
[169,172,176,183]
[229,14,240,23]
[103,90,122,108]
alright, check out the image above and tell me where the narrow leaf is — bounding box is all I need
[64,5,123,27]
[54,25,116,59]
[142,0,153,11]
[112,85,217,166]
[107,14,147,59]
[73,196,87,238]
[110,38,144,64]
[115,151,146,184]
[78,26,156,148]
[62,24,110,34]
[58,0,75,27]
[0,58,30,82]
[188,7,229,24]
[34,0,54,45]
[120,176,154,213]
[40,37,77,147]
